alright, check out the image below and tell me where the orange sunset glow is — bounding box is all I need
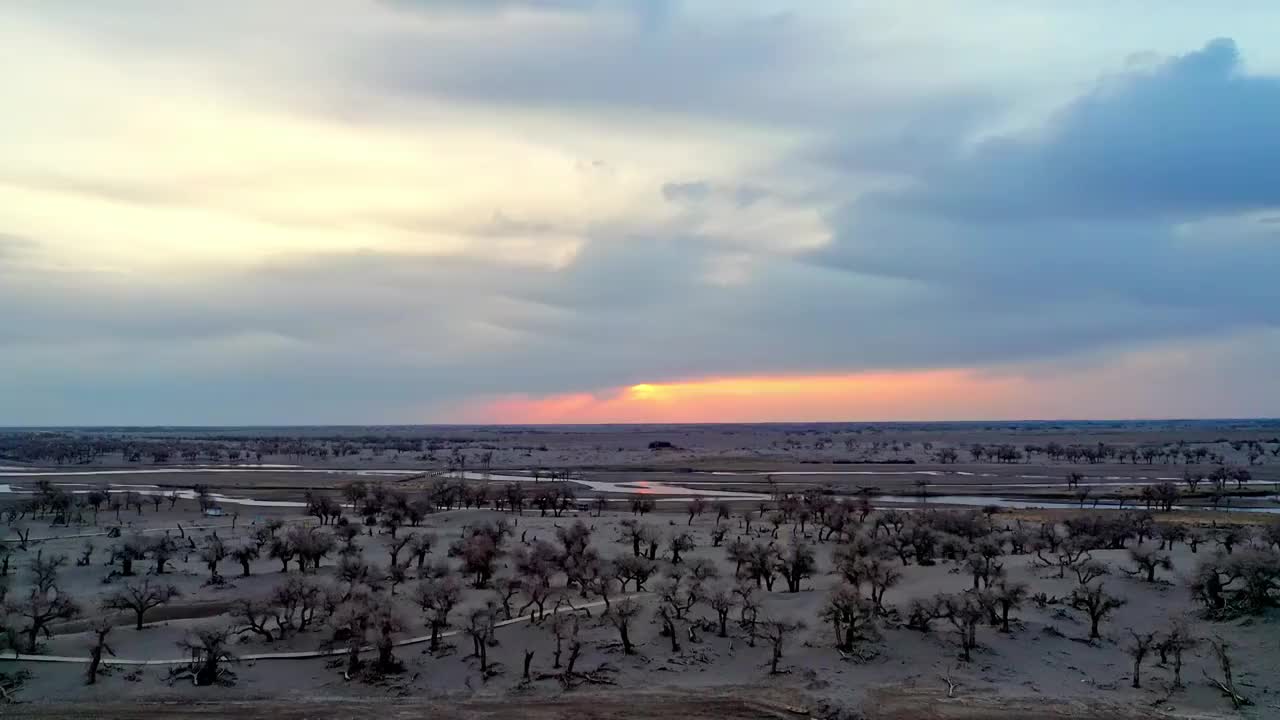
[461,369,1042,424]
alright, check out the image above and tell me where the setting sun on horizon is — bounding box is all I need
[463,369,1031,424]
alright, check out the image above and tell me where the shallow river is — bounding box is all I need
[1,467,1277,514]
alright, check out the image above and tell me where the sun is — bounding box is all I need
[628,383,662,400]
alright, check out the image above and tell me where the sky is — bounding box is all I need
[2,1,1279,425]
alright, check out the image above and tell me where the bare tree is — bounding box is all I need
[1190,548,1280,613]
[519,579,556,624]
[743,542,780,591]
[85,620,115,685]
[618,519,652,558]
[268,535,296,574]
[725,537,751,576]
[820,585,876,652]
[464,601,499,678]
[1157,620,1197,689]
[1264,519,1280,551]
[548,612,577,669]
[1126,546,1173,583]
[655,601,682,654]
[102,579,181,630]
[667,532,695,565]
[27,552,68,595]
[905,595,946,633]
[386,563,410,595]
[767,511,786,539]
[776,542,817,593]
[706,584,737,638]
[124,491,144,517]
[385,532,415,568]
[328,597,373,679]
[199,535,227,583]
[687,497,707,525]
[1126,630,1156,688]
[521,647,535,682]
[962,545,1005,590]
[758,617,805,674]
[1215,527,1249,555]
[14,572,79,652]
[271,577,325,633]
[987,581,1029,633]
[1205,636,1250,709]
[1069,582,1126,640]
[76,541,94,567]
[148,535,178,576]
[709,523,729,548]
[940,592,985,662]
[112,534,148,577]
[1035,538,1091,579]
[449,533,502,588]
[231,543,259,577]
[407,532,436,571]
[838,553,901,614]
[230,598,279,642]
[1072,558,1110,585]
[371,597,404,673]
[178,628,235,686]
[604,597,641,654]
[1185,529,1205,554]
[613,555,657,592]
[491,576,523,620]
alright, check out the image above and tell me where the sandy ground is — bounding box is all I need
[3,422,1280,718]
[3,499,1278,719]
[0,691,1180,720]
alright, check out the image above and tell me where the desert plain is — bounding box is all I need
[2,421,1279,719]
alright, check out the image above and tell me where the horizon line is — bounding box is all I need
[4,417,1280,430]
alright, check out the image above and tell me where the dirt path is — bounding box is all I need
[0,693,794,719]
[0,688,1184,720]
[5,595,633,664]
[861,685,1177,719]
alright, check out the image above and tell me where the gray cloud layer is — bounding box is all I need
[817,39,1280,340]
[2,3,1279,423]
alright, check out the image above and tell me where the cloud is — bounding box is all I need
[0,234,36,262]
[814,38,1280,361]
[459,370,1030,423]
[3,2,1280,424]
[661,181,713,203]
[0,22,798,274]
[459,329,1280,423]
[881,39,1280,221]
[386,0,674,27]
